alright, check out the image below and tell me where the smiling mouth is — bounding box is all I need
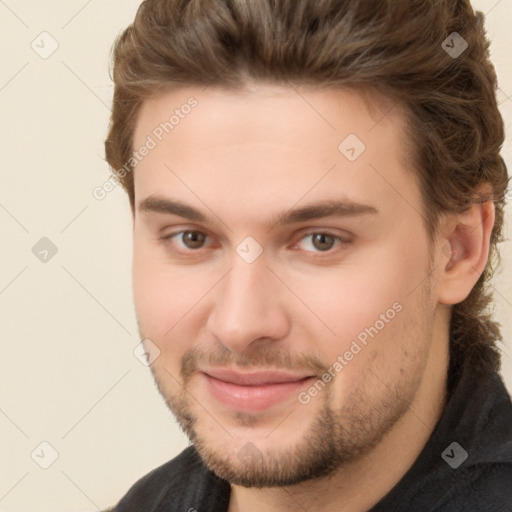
[200,368,316,412]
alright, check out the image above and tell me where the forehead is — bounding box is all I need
[134,83,401,150]
[131,84,421,226]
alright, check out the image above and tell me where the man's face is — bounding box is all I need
[131,84,442,486]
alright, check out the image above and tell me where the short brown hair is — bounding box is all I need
[104,0,509,382]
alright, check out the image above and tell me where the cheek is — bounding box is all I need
[291,258,412,339]
[132,243,217,358]
[288,241,428,367]
[132,241,183,339]
[132,264,189,380]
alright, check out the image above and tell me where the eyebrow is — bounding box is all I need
[138,195,378,229]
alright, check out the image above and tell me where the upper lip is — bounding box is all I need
[201,368,315,386]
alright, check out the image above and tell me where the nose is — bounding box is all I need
[206,257,290,352]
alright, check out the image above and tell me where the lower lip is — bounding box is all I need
[202,373,314,413]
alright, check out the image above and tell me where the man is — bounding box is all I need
[104,0,512,510]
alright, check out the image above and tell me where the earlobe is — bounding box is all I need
[438,199,495,305]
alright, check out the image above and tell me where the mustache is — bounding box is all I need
[180,345,328,382]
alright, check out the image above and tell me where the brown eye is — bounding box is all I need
[159,229,213,256]
[292,230,350,256]
[294,231,345,253]
[181,231,207,249]
[311,233,336,252]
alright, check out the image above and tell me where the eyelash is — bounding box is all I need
[159,229,351,258]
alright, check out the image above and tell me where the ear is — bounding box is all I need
[437,197,495,305]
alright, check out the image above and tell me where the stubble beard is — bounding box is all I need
[143,268,435,488]
[149,336,430,488]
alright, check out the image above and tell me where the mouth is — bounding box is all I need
[200,368,316,413]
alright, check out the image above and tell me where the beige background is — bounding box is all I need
[0,1,511,511]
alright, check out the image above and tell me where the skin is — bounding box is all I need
[131,83,494,511]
